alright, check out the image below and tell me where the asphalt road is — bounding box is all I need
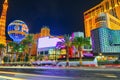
[0,67,120,80]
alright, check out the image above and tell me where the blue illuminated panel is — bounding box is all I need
[91,27,120,53]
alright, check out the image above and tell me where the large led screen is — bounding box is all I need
[38,37,63,49]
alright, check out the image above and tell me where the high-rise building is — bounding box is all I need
[0,0,8,46]
[84,0,120,37]
[91,27,120,54]
[91,12,120,53]
[91,27,120,61]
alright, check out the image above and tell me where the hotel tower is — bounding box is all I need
[84,0,120,37]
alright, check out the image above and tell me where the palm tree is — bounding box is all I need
[72,37,90,65]
[63,34,72,67]
[8,41,19,62]
[22,34,34,62]
[0,44,5,63]
[0,44,5,55]
[17,44,26,62]
[7,34,34,62]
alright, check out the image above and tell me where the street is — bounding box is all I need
[0,66,120,80]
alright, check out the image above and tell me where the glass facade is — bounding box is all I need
[91,27,120,53]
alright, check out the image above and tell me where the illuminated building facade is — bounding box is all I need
[31,27,64,60]
[92,27,120,53]
[90,12,120,61]
[34,26,50,39]
[84,0,120,37]
[84,0,120,61]
[91,27,120,61]
[31,27,50,56]
[37,37,64,60]
[0,0,8,46]
[39,26,50,37]
[91,12,120,53]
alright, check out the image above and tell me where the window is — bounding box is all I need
[117,0,120,4]
[95,16,106,22]
[89,19,92,29]
[91,10,95,16]
[111,0,115,7]
[101,5,104,12]
[110,9,117,18]
[105,2,109,10]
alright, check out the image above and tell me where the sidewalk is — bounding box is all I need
[0,64,120,70]
[104,64,120,68]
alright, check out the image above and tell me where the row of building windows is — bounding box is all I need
[84,0,120,17]
[117,0,120,4]
[109,18,120,26]
[95,16,106,22]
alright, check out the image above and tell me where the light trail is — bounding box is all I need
[0,75,25,80]
[0,71,73,79]
[95,73,118,78]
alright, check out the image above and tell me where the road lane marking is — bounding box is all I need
[0,75,25,80]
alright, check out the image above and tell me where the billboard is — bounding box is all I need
[38,37,63,49]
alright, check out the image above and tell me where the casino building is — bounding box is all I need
[84,0,120,61]
[32,26,65,60]
[32,27,91,60]
[84,0,120,37]
[91,13,120,52]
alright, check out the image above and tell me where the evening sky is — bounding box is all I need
[0,0,102,40]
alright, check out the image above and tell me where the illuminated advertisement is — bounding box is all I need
[38,37,63,49]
